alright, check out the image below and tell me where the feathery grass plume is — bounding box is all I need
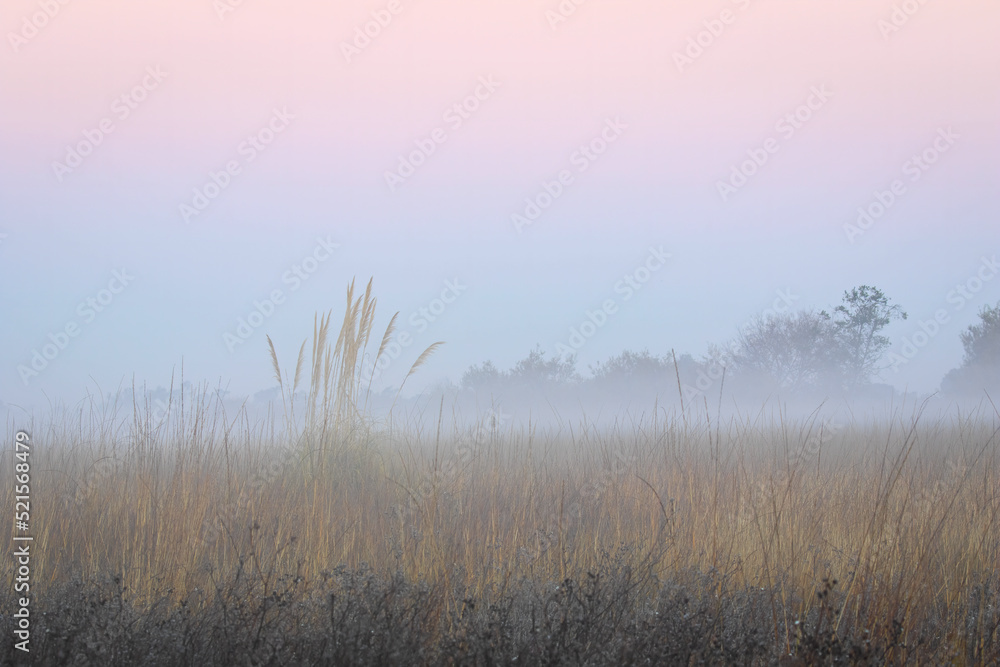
[265,278,437,474]
[304,310,330,435]
[292,339,307,396]
[406,341,444,382]
[266,334,289,434]
[364,312,399,413]
[266,335,282,388]
[357,278,375,351]
[391,341,445,412]
[375,313,399,371]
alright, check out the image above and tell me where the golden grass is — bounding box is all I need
[12,404,999,647]
[4,280,999,659]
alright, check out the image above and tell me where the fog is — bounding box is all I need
[2,0,998,426]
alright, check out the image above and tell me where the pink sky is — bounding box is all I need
[1,0,998,404]
[4,0,997,183]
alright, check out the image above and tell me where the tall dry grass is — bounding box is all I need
[264,277,442,475]
[3,281,999,663]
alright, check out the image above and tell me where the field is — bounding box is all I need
[3,295,999,665]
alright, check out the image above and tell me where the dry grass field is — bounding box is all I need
[4,284,999,665]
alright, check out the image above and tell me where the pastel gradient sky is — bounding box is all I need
[1,0,998,409]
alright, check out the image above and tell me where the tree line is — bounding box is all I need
[460,286,1000,400]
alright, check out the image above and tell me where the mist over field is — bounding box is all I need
[2,1,1000,664]
[1,0,999,421]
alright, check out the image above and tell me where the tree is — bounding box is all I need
[826,285,907,388]
[728,310,840,392]
[960,301,1000,368]
[461,347,578,393]
[507,346,578,386]
[589,349,672,382]
[941,301,1000,396]
[721,286,906,393]
[461,360,502,391]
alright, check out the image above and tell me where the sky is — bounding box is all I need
[1,0,998,412]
